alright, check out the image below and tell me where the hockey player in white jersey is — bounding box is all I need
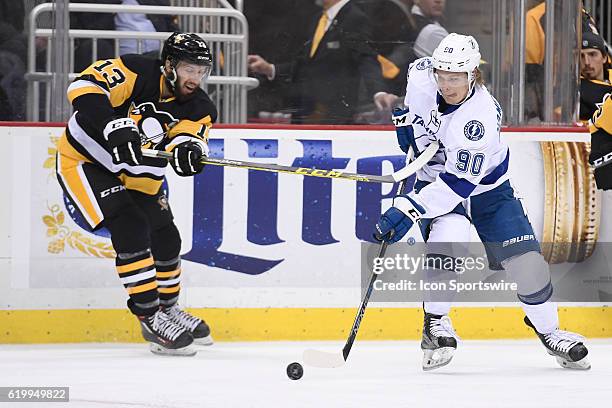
[374,33,590,371]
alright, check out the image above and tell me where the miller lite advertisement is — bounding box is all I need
[1,126,610,309]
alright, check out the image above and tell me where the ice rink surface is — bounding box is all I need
[0,340,610,408]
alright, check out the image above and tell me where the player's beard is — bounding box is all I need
[174,82,198,103]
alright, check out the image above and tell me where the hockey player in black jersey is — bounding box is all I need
[56,32,216,356]
[579,31,611,122]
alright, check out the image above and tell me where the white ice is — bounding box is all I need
[0,340,610,408]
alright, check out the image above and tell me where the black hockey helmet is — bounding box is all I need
[162,32,213,67]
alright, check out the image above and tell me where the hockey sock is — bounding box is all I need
[521,301,559,334]
[155,256,181,307]
[117,249,159,315]
[502,251,552,300]
[501,251,559,333]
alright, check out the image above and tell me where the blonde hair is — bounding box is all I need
[474,68,485,86]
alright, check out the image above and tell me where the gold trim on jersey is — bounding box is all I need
[58,132,91,163]
[79,58,138,108]
[167,116,212,141]
[56,149,104,228]
[117,174,163,195]
[581,77,612,87]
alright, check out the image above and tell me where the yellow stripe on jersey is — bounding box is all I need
[57,132,91,163]
[117,257,155,274]
[127,281,158,295]
[590,92,612,134]
[167,116,213,142]
[76,58,138,107]
[57,152,103,228]
[118,174,163,195]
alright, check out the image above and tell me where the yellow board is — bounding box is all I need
[1,307,611,344]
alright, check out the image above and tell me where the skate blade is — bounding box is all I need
[422,347,455,371]
[149,343,197,357]
[555,355,591,370]
[193,334,214,346]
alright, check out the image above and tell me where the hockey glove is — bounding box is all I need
[392,107,415,154]
[103,118,142,166]
[170,140,208,177]
[373,195,425,244]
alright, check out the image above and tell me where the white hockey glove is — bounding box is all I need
[103,118,142,166]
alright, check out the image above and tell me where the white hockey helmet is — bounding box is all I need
[432,33,481,83]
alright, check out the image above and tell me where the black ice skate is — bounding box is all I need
[138,309,196,356]
[421,312,459,371]
[163,304,213,346]
[524,316,590,370]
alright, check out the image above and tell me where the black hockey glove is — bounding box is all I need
[103,118,142,166]
[171,140,207,177]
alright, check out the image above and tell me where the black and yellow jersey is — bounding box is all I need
[580,74,612,122]
[58,54,217,195]
[589,92,612,189]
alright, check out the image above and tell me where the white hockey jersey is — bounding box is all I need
[402,57,509,219]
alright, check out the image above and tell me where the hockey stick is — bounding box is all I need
[302,150,414,369]
[141,142,438,184]
[302,240,391,368]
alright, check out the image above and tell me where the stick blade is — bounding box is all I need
[302,349,346,368]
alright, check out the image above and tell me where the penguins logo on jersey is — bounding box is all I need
[464,120,485,141]
[129,102,179,145]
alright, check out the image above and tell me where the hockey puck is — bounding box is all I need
[286,362,303,380]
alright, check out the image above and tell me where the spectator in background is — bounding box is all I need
[0,0,27,120]
[363,0,447,95]
[525,1,607,121]
[244,0,319,122]
[71,0,180,71]
[372,23,448,111]
[580,31,611,122]
[70,0,120,72]
[115,0,180,56]
[247,0,385,125]
[0,0,25,33]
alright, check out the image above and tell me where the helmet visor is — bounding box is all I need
[176,62,212,82]
[433,70,470,89]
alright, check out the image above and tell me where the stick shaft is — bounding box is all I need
[342,240,388,360]
[142,142,437,184]
[340,149,413,361]
[142,148,395,183]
